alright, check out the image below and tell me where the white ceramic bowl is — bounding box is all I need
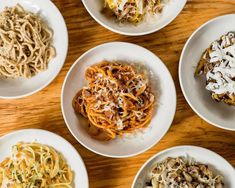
[132,146,235,188]
[0,129,89,188]
[81,0,186,36]
[179,14,235,131]
[61,42,176,158]
[0,0,68,99]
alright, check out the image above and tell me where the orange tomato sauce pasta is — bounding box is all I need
[72,61,155,140]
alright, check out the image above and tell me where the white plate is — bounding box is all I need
[179,14,235,131]
[0,0,68,99]
[0,129,89,188]
[132,146,235,188]
[61,42,176,158]
[81,0,186,36]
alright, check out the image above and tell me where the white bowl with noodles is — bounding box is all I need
[61,42,176,158]
[179,14,235,131]
[132,146,235,188]
[0,129,89,188]
[0,0,68,99]
[81,0,187,36]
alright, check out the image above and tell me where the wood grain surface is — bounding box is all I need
[0,0,235,187]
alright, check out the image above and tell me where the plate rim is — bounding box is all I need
[179,14,235,131]
[0,0,68,99]
[81,0,187,36]
[131,145,235,188]
[61,41,177,158]
[0,128,89,188]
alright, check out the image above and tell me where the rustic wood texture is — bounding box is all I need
[0,0,235,187]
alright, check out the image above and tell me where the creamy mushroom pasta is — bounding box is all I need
[0,4,55,78]
[145,157,224,188]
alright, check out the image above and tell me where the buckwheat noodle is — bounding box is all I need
[0,4,55,78]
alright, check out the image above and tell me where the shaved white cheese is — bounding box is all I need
[133,111,144,119]
[96,73,103,78]
[94,100,102,109]
[118,0,129,11]
[104,103,116,111]
[116,119,124,130]
[136,0,143,14]
[206,32,235,95]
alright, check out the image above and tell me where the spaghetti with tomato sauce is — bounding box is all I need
[73,61,155,140]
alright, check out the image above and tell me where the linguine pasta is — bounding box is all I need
[0,4,55,78]
[103,0,167,24]
[0,142,73,187]
[73,61,155,141]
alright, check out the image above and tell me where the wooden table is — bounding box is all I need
[0,0,235,187]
